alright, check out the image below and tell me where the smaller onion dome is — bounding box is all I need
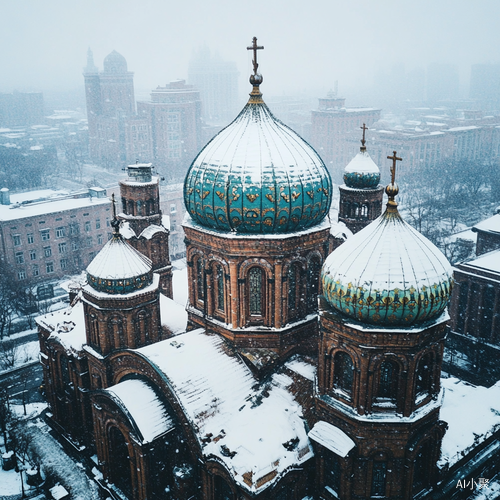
[103,50,128,74]
[87,202,152,294]
[343,124,380,189]
[322,153,453,326]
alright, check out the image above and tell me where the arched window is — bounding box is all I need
[108,315,125,349]
[90,313,99,347]
[134,310,149,346]
[307,256,322,311]
[361,204,368,217]
[416,352,433,397]
[288,262,301,320]
[377,360,399,401]
[455,281,468,333]
[371,461,387,497]
[413,441,432,492]
[248,267,264,317]
[215,264,224,313]
[108,427,132,497]
[324,451,341,494]
[214,475,234,500]
[196,258,204,302]
[136,200,142,216]
[333,352,354,395]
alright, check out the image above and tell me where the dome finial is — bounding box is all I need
[110,193,121,236]
[247,37,264,101]
[360,123,368,152]
[385,151,402,206]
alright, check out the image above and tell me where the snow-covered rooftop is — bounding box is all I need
[439,376,500,467]
[136,329,313,493]
[308,421,355,457]
[462,249,500,275]
[105,379,175,443]
[473,214,500,235]
[0,190,110,221]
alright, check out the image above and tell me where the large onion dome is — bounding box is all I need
[184,47,332,234]
[87,217,153,294]
[322,162,453,326]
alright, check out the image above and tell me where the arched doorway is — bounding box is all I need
[108,426,132,497]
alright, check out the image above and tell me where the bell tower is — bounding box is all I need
[312,152,453,499]
[338,124,384,234]
[118,162,173,298]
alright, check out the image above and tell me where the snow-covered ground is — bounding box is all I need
[0,339,40,373]
[440,376,500,467]
[0,403,99,499]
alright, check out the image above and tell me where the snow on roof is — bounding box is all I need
[0,192,109,221]
[162,214,170,231]
[105,379,174,443]
[159,294,187,334]
[439,377,500,467]
[285,357,316,381]
[49,484,69,500]
[463,249,500,274]
[308,421,355,457]
[87,234,151,281]
[36,299,87,354]
[139,224,167,240]
[330,219,352,240]
[344,151,380,175]
[119,220,136,239]
[137,329,313,493]
[473,214,500,235]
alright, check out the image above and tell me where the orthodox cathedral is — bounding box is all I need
[37,40,499,500]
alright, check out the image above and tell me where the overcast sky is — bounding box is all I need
[1,0,499,99]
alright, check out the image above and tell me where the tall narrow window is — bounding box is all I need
[333,352,354,395]
[308,257,321,311]
[324,451,341,494]
[196,258,204,301]
[216,265,224,311]
[378,360,399,401]
[416,353,433,397]
[288,263,298,311]
[413,442,432,492]
[249,267,263,316]
[371,461,387,497]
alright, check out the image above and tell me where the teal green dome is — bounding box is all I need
[184,86,332,234]
[321,203,453,326]
[343,150,380,189]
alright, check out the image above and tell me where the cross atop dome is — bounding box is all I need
[385,151,402,206]
[110,193,121,236]
[360,123,368,151]
[247,36,264,75]
[247,37,264,88]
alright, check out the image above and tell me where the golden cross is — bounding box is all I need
[247,36,264,75]
[387,151,402,184]
[360,123,368,148]
[111,192,117,219]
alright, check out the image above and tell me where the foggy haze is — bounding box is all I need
[1,0,499,100]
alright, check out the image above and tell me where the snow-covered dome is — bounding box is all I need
[343,150,380,189]
[184,69,332,234]
[321,183,453,326]
[103,50,128,74]
[87,223,153,295]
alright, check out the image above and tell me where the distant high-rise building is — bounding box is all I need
[188,47,239,125]
[426,63,459,103]
[137,80,202,181]
[310,92,381,181]
[0,91,44,127]
[83,49,152,167]
[470,63,500,113]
